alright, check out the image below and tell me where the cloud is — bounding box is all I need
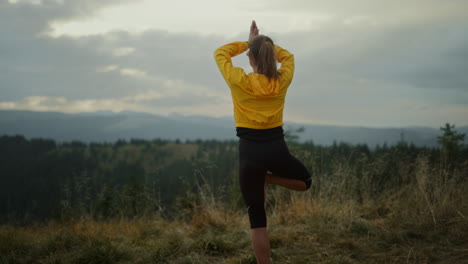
[46,0,330,37]
[96,64,119,73]
[0,0,467,127]
[278,11,468,113]
[112,47,135,57]
[265,0,468,20]
[0,1,225,102]
[0,90,232,117]
[119,68,148,79]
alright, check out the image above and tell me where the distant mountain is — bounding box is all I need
[1,110,466,147]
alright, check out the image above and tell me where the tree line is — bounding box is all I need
[0,124,465,225]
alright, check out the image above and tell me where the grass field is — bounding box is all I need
[1,156,467,264]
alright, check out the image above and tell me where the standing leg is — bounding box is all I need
[239,159,270,263]
[251,228,271,264]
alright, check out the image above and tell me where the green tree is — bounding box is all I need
[284,126,305,144]
[437,123,465,170]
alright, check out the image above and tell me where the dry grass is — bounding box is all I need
[1,156,467,264]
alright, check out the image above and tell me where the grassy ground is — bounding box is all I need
[1,155,467,264]
[1,189,467,264]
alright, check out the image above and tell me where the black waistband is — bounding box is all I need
[236,126,284,142]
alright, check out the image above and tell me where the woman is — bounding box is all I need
[214,21,311,264]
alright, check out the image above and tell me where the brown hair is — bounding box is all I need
[249,35,280,79]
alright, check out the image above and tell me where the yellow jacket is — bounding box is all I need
[214,41,294,129]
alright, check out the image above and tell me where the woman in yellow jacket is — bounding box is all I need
[214,21,311,264]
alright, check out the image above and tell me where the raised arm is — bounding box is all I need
[275,44,294,79]
[213,41,249,86]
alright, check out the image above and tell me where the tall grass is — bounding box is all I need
[1,152,467,263]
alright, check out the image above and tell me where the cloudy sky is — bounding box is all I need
[1,0,467,127]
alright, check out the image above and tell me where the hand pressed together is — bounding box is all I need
[248,20,259,45]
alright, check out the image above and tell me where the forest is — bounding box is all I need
[0,124,467,263]
[1,124,466,225]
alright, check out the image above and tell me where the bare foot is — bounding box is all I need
[264,172,307,191]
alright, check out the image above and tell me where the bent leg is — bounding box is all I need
[265,172,307,191]
[267,154,312,191]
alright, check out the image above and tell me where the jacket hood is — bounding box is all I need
[248,73,280,97]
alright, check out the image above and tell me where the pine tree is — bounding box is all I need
[437,123,465,170]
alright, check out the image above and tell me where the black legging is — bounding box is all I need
[239,137,312,229]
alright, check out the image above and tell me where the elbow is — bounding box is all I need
[214,49,225,62]
[278,53,294,64]
[287,54,295,64]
